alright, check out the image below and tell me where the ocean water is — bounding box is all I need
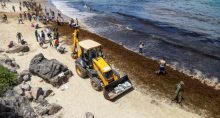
[51,0,220,83]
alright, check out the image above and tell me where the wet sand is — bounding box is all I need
[52,22,220,118]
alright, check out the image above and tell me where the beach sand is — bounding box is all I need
[0,1,219,118]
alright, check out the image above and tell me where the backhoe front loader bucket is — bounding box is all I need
[103,75,133,100]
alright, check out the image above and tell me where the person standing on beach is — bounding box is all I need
[28,13,32,22]
[76,18,78,26]
[12,5,15,12]
[53,29,59,40]
[158,57,166,74]
[46,27,53,47]
[39,30,45,47]
[23,12,27,20]
[16,32,22,43]
[18,14,23,24]
[172,81,184,104]
[139,41,145,54]
[35,29,39,42]
[19,5,22,11]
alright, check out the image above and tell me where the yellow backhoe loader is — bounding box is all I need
[71,29,133,100]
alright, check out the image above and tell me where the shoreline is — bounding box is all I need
[0,0,219,117]
[48,0,220,89]
[45,0,220,117]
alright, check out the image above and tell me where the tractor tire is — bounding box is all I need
[103,89,111,100]
[90,77,102,91]
[75,63,87,78]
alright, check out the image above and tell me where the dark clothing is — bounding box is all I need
[173,83,184,104]
[35,30,38,42]
[16,32,22,42]
[139,48,143,54]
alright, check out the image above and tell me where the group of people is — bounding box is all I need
[69,18,79,28]
[138,41,184,104]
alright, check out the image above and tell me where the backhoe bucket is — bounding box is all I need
[103,75,133,100]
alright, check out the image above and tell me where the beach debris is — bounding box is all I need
[60,84,68,91]
[0,54,19,73]
[29,53,73,87]
[85,112,94,118]
[6,43,29,53]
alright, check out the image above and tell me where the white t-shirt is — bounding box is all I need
[160,59,166,67]
[139,43,144,48]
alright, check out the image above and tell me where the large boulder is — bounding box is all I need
[29,53,72,87]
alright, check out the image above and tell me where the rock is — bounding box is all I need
[35,105,49,116]
[18,70,31,83]
[6,44,29,53]
[24,91,33,100]
[85,112,94,118]
[13,86,24,96]
[29,53,72,87]
[0,54,19,73]
[0,90,36,118]
[0,111,19,118]
[0,48,5,53]
[43,89,53,98]
[23,75,31,82]
[21,82,31,91]
[47,103,62,115]
[19,103,36,118]
[31,87,44,100]
[36,95,45,104]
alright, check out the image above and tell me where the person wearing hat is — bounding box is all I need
[172,81,184,104]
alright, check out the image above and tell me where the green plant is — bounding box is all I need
[0,65,17,96]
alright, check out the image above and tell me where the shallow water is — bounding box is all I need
[51,0,220,82]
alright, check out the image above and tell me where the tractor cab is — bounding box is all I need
[79,40,104,67]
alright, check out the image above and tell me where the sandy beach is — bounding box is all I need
[0,0,219,118]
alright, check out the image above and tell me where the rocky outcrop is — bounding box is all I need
[0,54,19,73]
[6,44,29,53]
[29,53,73,87]
[0,90,36,118]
